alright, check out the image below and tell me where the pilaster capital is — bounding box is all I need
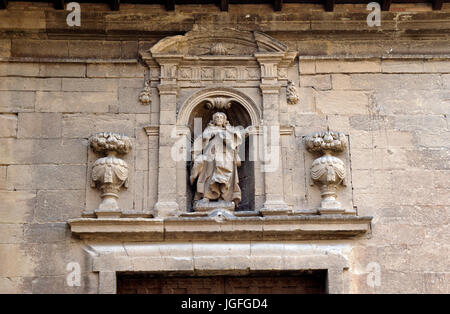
[260,84,281,94]
[157,84,179,95]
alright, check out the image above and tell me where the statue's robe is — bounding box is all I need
[190,124,244,204]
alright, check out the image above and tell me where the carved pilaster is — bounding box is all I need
[258,83,289,215]
[154,80,180,217]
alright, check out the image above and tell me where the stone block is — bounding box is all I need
[349,115,395,131]
[39,64,86,78]
[0,114,17,137]
[0,224,24,244]
[0,91,35,112]
[381,60,424,73]
[0,138,87,165]
[350,148,409,170]
[333,74,442,91]
[0,39,11,58]
[7,165,86,190]
[0,244,34,277]
[62,113,135,138]
[0,77,61,91]
[0,191,35,223]
[12,39,69,58]
[298,60,315,74]
[35,91,114,113]
[316,91,369,115]
[315,60,381,73]
[300,74,331,90]
[62,78,118,92]
[24,223,69,243]
[0,63,39,77]
[17,113,62,138]
[35,190,85,223]
[423,60,450,73]
[331,74,352,90]
[0,166,6,190]
[442,74,450,89]
[68,41,122,59]
[374,89,450,115]
[423,272,449,293]
[87,64,144,78]
[118,87,150,114]
[0,277,23,294]
[0,11,46,31]
[30,273,98,294]
[27,242,93,277]
[407,148,450,170]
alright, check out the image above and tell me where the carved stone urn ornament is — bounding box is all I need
[138,80,152,105]
[286,80,299,105]
[90,132,132,218]
[305,130,347,213]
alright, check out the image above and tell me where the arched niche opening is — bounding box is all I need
[186,100,255,212]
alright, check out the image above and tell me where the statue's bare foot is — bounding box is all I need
[201,198,209,203]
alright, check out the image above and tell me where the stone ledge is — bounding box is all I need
[68,215,372,241]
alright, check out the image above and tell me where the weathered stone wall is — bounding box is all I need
[0,3,449,293]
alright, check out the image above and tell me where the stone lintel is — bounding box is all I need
[68,215,372,241]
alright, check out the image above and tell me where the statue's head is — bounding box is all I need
[212,112,227,127]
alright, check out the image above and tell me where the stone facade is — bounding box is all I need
[0,3,449,293]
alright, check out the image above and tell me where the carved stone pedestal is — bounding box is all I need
[193,200,235,212]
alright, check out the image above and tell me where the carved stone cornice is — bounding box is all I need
[68,215,372,241]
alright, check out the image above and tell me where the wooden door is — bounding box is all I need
[117,271,326,294]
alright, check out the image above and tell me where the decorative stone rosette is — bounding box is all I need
[90,132,132,218]
[305,130,347,212]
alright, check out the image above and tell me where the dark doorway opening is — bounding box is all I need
[117,270,327,294]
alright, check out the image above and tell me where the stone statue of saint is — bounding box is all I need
[190,112,251,209]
